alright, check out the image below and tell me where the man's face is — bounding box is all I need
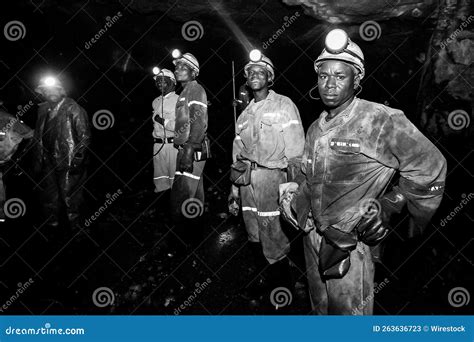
[246,65,269,91]
[155,76,175,95]
[174,62,194,82]
[318,60,359,108]
[41,87,64,103]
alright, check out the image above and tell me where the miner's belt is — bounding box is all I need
[250,161,287,173]
[154,137,174,144]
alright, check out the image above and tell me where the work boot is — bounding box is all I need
[238,242,269,300]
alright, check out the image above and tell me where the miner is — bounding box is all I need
[170,51,210,247]
[280,29,447,315]
[151,68,179,200]
[0,110,33,222]
[33,76,91,236]
[228,50,305,306]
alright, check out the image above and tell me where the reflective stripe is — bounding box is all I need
[282,120,300,128]
[242,207,280,217]
[179,97,186,101]
[188,100,207,108]
[235,136,242,140]
[258,211,280,217]
[154,176,174,180]
[175,171,200,180]
[238,120,248,129]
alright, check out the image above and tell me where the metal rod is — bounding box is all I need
[231,60,237,132]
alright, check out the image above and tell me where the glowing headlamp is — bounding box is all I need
[43,76,58,87]
[323,29,364,65]
[325,29,349,54]
[249,49,262,62]
[152,66,161,75]
[172,49,182,59]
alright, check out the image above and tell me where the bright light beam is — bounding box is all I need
[209,0,254,53]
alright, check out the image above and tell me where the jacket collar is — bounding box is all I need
[248,89,276,106]
[318,97,359,132]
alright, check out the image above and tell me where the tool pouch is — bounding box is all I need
[319,226,358,279]
[194,136,212,161]
[229,159,251,186]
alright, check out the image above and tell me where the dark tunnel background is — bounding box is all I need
[0,0,472,315]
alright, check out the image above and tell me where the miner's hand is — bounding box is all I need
[356,189,406,246]
[228,185,240,216]
[279,182,300,230]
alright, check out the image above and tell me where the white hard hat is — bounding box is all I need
[314,29,365,79]
[153,68,176,83]
[244,53,275,82]
[173,52,200,76]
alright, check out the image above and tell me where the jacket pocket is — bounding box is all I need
[326,138,368,184]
